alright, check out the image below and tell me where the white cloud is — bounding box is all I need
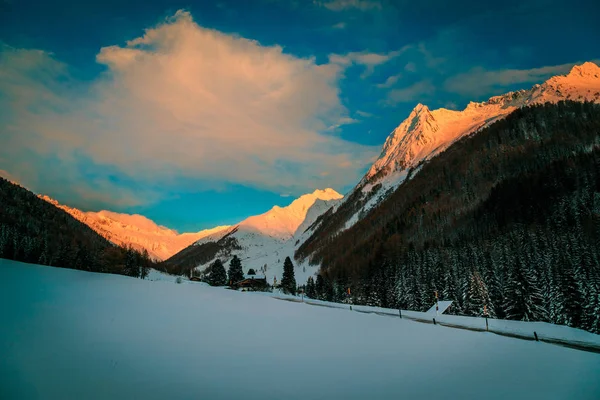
[444,62,580,97]
[376,73,401,89]
[329,48,405,78]
[0,11,379,206]
[404,62,416,72]
[331,22,347,29]
[384,80,435,105]
[316,0,382,11]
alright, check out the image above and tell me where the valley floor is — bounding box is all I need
[1,259,599,400]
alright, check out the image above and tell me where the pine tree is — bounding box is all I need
[559,262,584,327]
[281,256,297,295]
[482,253,505,318]
[315,274,325,300]
[442,267,459,302]
[227,255,244,285]
[588,292,600,334]
[206,259,227,286]
[305,276,316,299]
[140,249,150,279]
[503,259,545,321]
[124,246,140,277]
[463,271,495,317]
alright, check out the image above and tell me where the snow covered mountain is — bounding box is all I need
[38,195,230,261]
[165,188,343,283]
[308,62,600,236]
[365,62,600,191]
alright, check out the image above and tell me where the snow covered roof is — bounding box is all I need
[244,274,266,280]
[425,301,453,315]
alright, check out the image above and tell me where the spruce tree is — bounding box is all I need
[281,256,297,295]
[559,263,584,327]
[463,271,495,317]
[503,259,545,321]
[315,274,325,300]
[207,259,227,286]
[305,276,316,299]
[140,249,150,279]
[227,255,244,285]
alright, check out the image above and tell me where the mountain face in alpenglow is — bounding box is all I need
[38,195,230,261]
[365,61,600,188]
[163,188,343,283]
[295,62,600,257]
[239,188,343,240]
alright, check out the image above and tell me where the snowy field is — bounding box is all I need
[1,259,599,400]
[266,294,600,352]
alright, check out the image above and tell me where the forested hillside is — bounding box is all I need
[297,101,600,333]
[0,178,153,276]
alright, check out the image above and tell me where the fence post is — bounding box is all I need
[399,309,402,319]
[485,317,489,331]
[433,318,436,325]
[534,331,539,342]
[350,305,352,311]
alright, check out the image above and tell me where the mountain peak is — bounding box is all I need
[240,188,343,239]
[311,188,343,200]
[38,194,231,260]
[568,61,600,78]
[363,60,600,189]
[411,103,431,116]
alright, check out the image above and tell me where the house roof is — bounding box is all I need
[244,274,266,280]
[425,301,453,315]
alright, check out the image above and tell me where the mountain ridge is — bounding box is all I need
[164,188,343,282]
[38,195,230,261]
[295,61,600,264]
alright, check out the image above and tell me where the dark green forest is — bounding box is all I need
[0,178,153,277]
[297,101,600,334]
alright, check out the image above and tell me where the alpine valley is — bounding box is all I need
[2,62,600,334]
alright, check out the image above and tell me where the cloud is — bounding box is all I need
[376,73,401,89]
[404,62,416,72]
[0,169,19,184]
[329,48,405,77]
[331,22,347,29]
[356,110,373,118]
[384,80,435,105]
[0,11,379,209]
[444,62,580,97]
[315,0,382,11]
[417,43,445,70]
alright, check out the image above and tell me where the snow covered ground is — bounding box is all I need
[1,259,599,400]
[268,293,600,351]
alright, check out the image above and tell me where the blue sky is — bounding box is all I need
[1,0,599,231]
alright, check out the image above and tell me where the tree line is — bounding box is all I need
[201,255,298,294]
[0,177,155,277]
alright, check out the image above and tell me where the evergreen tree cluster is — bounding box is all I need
[204,259,227,286]
[281,256,297,295]
[0,178,154,276]
[295,102,600,333]
[227,255,245,285]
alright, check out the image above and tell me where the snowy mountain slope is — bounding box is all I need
[365,62,600,191]
[165,188,343,283]
[239,188,342,240]
[39,195,230,261]
[297,62,600,256]
[2,259,599,400]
